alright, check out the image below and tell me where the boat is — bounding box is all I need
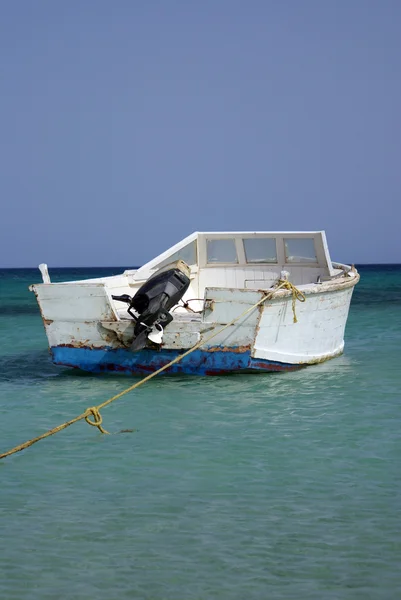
[30,231,359,375]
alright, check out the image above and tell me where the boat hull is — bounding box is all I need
[50,344,342,376]
[32,271,359,376]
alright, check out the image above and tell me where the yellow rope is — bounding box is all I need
[84,407,109,434]
[0,279,305,460]
[281,280,306,323]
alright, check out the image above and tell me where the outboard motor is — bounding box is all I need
[112,260,191,351]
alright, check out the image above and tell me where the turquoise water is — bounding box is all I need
[1,266,400,599]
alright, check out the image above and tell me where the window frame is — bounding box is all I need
[205,237,240,265]
[198,233,327,268]
[281,234,320,266]
[243,236,278,264]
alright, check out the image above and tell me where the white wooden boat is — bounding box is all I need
[30,231,359,375]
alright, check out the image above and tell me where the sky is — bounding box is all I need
[0,0,400,267]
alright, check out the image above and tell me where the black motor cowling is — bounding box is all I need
[112,260,190,351]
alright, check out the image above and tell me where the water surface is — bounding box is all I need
[1,266,400,599]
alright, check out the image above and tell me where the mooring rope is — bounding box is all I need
[0,280,305,460]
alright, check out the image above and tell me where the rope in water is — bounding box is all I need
[0,280,305,460]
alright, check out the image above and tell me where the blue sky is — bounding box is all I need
[0,1,400,267]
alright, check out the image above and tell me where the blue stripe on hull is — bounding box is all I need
[50,345,299,375]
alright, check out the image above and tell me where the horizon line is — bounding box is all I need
[1,263,401,269]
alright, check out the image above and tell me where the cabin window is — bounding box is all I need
[284,238,317,263]
[207,239,238,264]
[243,238,277,263]
[157,240,197,268]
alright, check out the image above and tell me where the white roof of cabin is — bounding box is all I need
[125,231,336,280]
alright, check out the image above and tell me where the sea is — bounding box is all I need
[0,265,400,600]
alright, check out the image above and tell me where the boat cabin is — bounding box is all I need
[124,230,338,294]
[94,231,342,319]
[32,231,347,325]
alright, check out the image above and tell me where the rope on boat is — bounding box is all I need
[0,280,305,460]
